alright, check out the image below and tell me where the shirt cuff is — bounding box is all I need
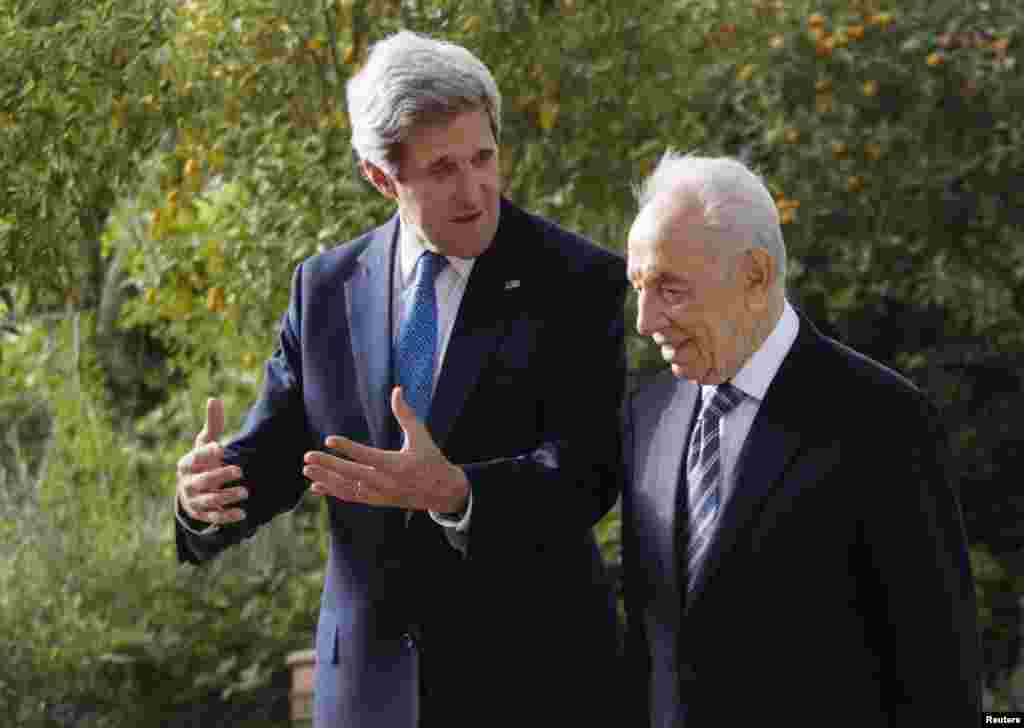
[174,495,221,536]
[428,486,473,533]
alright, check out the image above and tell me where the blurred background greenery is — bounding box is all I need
[2,0,1022,724]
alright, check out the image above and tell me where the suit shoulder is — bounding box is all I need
[817,330,934,420]
[299,227,378,279]
[290,215,397,300]
[629,368,689,413]
[505,201,625,279]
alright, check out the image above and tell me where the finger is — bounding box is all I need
[307,474,366,503]
[182,465,244,500]
[302,457,388,491]
[182,488,245,524]
[390,386,429,447]
[195,397,225,448]
[189,506,247,526]
[191,486,249,513]
[177,442,226,476]
[306,470,416,509]
[322,435,402,470]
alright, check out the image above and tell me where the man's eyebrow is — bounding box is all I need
[631,269,688,286]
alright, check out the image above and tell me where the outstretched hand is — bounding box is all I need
[176,397,248,525]
[303,387,469,513]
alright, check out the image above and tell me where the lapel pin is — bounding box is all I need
[504,279,521,290]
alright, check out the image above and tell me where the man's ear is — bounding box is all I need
[361,161,397,200]
[743,247,776,309]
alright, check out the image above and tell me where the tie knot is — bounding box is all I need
[706,382,744,419]
[416,251,447,285]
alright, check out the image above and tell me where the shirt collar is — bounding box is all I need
[702,299,800,405]
[398,218,475,286]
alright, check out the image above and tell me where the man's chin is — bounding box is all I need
[670,362,700,382]
[671,361,721,385]
[433,228,495,259]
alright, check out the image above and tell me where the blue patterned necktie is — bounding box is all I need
[684,382,745,593]
[395,251,447,424]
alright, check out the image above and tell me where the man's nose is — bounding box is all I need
[452,166,483,208]
[636,289,661,337]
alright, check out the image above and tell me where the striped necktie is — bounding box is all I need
[685,382,745,593]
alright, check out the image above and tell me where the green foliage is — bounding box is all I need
[0,0,176,308]
[695,0,1024,343]
[0,306,322,723]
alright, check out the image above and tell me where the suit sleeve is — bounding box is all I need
[860,395,982,721]
[462,254,628,552]
[176,263,312,564]
[621,393,652,727]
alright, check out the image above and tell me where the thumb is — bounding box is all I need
[196,397,225,448]
[391,387,427,446]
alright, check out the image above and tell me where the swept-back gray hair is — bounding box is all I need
[636,152,787,287]
[346,30,502,174]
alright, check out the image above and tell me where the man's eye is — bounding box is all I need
[662,287,686,302]
[474,149,495,165]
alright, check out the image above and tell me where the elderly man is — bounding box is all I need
[174,31,625,727]
[622,154,981,726]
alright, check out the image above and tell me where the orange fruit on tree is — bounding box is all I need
[207,287,226,313]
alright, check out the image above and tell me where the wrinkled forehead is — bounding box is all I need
[627,201,729,280]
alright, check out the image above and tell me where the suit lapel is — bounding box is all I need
[686,318,823,607]
[635,379,700,594]
[345,216,398,449]
[428,201,524,449]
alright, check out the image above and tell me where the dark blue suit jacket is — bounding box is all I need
[177,199,627,727]
[623,312,981,726]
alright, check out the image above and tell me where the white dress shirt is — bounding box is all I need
[393,219,478,533]
[699,300,799,506]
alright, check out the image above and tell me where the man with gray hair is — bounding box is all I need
[622,153,981,725]
[173,31,625,727]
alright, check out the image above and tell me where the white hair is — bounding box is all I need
[636,152,787,287]
[346,31,502,174]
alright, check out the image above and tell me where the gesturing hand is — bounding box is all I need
[176,397,248,526]
[303,387,469,513]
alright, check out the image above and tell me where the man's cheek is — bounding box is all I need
[672,339,703,367]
